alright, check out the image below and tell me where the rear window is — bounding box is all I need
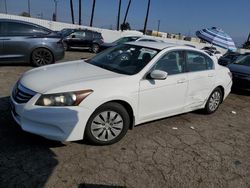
[93,32,102,39]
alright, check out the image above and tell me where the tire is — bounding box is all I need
[84,102,130,145]
[91,43,100,53]
[204,88,222,114]
[31,48,54,67]
[63,42,69,51]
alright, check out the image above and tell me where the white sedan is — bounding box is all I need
[11,42,232,145]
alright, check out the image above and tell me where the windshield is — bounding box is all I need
[87,44,159,75]
[233,54,250,66]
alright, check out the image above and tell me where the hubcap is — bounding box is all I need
[209,91,221,111]
[32,49,52,65]
[91,111,123,142]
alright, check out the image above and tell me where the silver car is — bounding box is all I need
[0,19,64,66]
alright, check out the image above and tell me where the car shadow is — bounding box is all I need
[67,48,93,53]
[79,183,125,188]
[0,96,64,187]
[0,62,30,67]
[231,88,250,96]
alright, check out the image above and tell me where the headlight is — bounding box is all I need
[35,90,93,106]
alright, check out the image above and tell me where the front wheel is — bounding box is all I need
[204,88,222,114]
[84,102,130,145]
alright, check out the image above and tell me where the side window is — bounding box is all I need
[186,51,213,72]
[85,31,92,39]
[152,51,185,75]
[71,31,85,38]
[3,22,49,36]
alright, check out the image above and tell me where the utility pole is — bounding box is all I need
[117,0,122,31]
[123,0,131,24]
[78,0,82,25]
[90,0,96,27]
[143,0,151,35]
[70,0,75,24]
[28,0,31,16]
[4,0,7,14]
[157,19,160,36]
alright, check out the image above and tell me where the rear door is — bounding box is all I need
[185,50,215,109]
[84,31,93,47]
[68,31,90,47]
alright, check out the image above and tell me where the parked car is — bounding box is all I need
[218,51,241,66]
[100,36,162,51]
[11,42,232,145]
[201,46,222,59]
[62,29,104,53]
[227,53,250,91]
[0,19,64,66]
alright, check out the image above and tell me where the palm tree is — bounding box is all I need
[117,0,122,30]
[90,0,96,27]
[70,0,75,24]
[123,0,131,24]
[143,0,151,34]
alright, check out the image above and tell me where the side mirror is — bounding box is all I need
[71,35,76,38]
[150,70,168,80]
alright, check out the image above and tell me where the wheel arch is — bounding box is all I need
[215,85,225,103]
[98,100,135,130]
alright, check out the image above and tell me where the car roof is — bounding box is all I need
[0,19,52,32]
[126,41,179,50]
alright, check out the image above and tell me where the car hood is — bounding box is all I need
[228,64,250,75]
[20,60,123,93]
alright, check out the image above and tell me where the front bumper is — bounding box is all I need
[10,95,92,141]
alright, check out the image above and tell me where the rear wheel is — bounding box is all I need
[91,43,100,53]
[63,42,69,51]
[85,102,130,145]
[204,88,222,114]
[31,48,54,67]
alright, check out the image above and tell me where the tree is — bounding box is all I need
[120,22,131,31]
[19,12,31,17]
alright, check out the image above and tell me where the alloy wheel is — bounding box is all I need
[32,48,53,66]
[208,91,221,112]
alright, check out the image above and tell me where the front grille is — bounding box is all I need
[12,83,36,104]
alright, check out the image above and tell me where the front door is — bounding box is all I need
[139,50,188,123]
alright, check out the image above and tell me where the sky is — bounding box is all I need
[0,0,250,46]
